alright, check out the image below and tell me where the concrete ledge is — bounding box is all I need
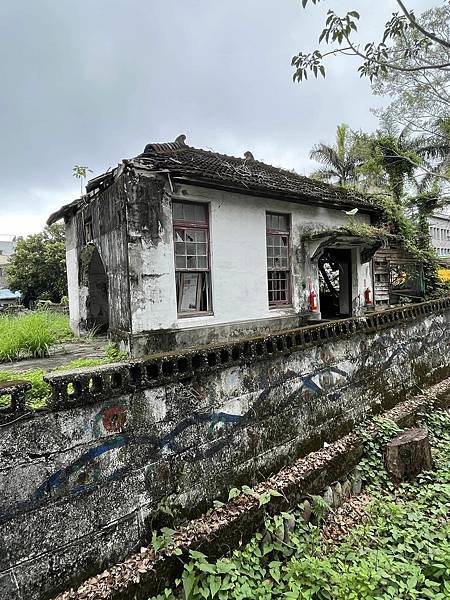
[44,297,450,411]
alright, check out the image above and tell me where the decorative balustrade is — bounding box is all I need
[0,380,32,422]
[1,298,448,415]
[40,297,450,411]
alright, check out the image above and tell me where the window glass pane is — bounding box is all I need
[175,229,185,242]
[195,230,206,242]
[194,204,207,223]
[186,243,196,256]
[278,215,289,231]
[177,272,209,312]
[178,273,200,311]
[176,256,186,269]
[266,213,289,232]
[183,203,195,222]
[186,255,197,268]
[197,243,207,256]
[185,231,195,243]
[173,202,184,221]
[175,242,185,255]
[197,256,207,268]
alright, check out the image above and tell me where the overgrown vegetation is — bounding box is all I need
[151,410,450,600]
[0,343,128,409]
[304,221,393,244]
[0,311,73,362]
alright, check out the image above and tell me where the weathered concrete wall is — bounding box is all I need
[1,299,449,600]
[65,175,131,336]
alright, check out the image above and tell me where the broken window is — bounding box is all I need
[266,212,291,306]
[84,217,93,243]
[173,201,211,314]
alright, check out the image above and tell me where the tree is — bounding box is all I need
[293,1,450,83]
[354,129,420,202]
[6,224,67,306]
[73,165,92,195]
[371,5,450,130]
[309,123,363,186]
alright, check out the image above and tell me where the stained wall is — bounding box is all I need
[1,301,450,599]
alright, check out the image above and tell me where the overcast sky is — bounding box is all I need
[0,0,435,236]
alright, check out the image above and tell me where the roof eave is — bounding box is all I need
[172,176,381,215]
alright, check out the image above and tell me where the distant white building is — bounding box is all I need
[0,235,18,289]
[429,210,450,257]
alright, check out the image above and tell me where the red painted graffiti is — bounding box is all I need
[102,406,128,432]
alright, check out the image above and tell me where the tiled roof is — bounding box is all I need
[136,137,379,212]
[47,137,381,224]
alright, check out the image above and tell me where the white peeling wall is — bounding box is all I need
[130,181,374,334]
[65,220,81,335]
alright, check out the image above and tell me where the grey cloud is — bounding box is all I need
[0,0,436,232]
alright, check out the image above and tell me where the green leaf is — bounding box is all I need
[228,487,241,501]
[259,493,271,507]
[198,563,216,574]
[189,550,208,561]
[182,572,196,600]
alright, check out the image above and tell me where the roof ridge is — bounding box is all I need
[140,141,367,200]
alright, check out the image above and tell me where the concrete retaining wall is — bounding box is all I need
[1,298,450,600]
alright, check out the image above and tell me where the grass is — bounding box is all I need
[0,311,73,361]
[0,343,129,409]
[151,410,450,600]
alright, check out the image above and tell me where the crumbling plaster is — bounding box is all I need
[126,177,374,341]
[64,168,374,353]
[1,301,450,599]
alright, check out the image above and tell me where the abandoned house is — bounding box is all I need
[48,135,386,356]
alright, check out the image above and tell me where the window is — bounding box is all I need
[266,212,290,306]
[173,201,211,314]
[84,217,93,243]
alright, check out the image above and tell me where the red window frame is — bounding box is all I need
[172,201,212,315]
[266,212,291,307]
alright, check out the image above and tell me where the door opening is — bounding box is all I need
[318,248,352,319]
[86,246,109,333]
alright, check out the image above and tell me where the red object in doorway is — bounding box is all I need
[309,289,318,311]
[364,287,372,305]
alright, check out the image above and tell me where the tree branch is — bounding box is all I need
[396,0,450,50]
[343,32,450,73]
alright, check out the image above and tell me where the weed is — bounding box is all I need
[0,311,73,361]
[150,411,450,600]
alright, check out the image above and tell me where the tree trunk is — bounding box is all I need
[384,428,433,484]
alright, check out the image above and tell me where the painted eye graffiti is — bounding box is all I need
[102,406,128,432]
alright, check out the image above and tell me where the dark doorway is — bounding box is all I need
[86,247,109,333]
[318,249,352,319]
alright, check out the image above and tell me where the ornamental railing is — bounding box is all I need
[1,297,449,418]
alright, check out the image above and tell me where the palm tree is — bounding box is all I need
[309,124,363,186]
[415,118,450,191]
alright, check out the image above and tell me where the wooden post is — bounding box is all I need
[385,428,433,484]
